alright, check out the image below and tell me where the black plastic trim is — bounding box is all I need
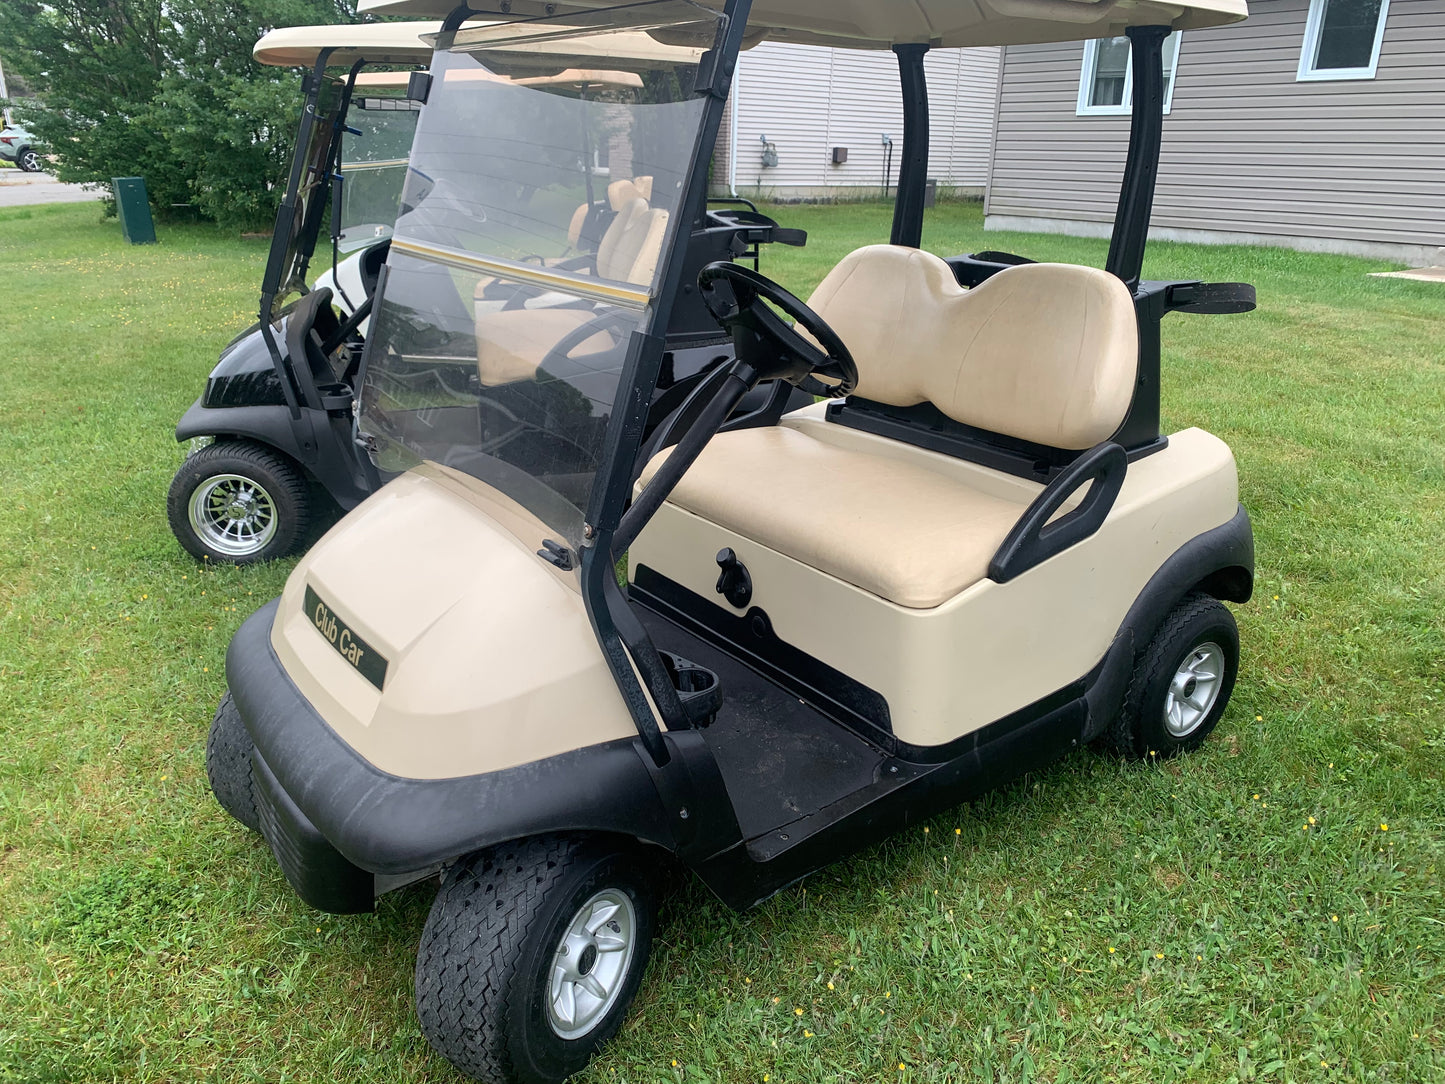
[226,599,682,880]
[175,399,373,511]
[989,441,1128,583]
[1079,503,1255,741]
[693,690,1087,909]
[251,749,375,914]
[1105,26,1169,293]
[893,678,1085,766]
[890,44,930,249]
[1122,503,1254,636]
[826,398,1165,483]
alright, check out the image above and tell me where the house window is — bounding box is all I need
[1076,32,1182,117]
[1298,0,1390,81]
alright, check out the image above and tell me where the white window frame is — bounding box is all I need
[1297,0,1390,81]
[1076,33,1183,117]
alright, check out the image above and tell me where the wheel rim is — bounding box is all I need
[188,473,279,557]
[1163,641,1226,738]
[20,150,39,171]
[546,888,637,1040]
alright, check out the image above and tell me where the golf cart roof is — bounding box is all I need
[257,19,706,74]
[253,21,441,67]
[357,0,1248,49]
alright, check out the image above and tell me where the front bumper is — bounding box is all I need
[226,599,676,912]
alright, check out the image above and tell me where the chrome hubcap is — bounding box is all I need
[188,474,278,557]
[546,889,636,1040]
[1163,641,1225,738]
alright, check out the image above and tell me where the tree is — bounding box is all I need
[0,0,356,228]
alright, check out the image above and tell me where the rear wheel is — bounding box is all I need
[1109,592,1239,759]
[167,441,310,565]
[17,147,41,173]
[415,836,656,1084]
[206,692,260,832]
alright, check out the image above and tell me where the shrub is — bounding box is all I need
[0,0,356,229]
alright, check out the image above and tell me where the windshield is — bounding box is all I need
[268,77,344,316]
[337,93,421,253]
[357,4,718,546]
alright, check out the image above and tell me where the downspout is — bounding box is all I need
[728,52,741,196]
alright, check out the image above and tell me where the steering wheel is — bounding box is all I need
[698,262,858,397]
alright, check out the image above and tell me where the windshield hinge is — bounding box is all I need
[538,539,576,571]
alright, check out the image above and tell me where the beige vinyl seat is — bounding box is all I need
[641,245,1140,608]
[475,177,668,386]
[564,176,656,252]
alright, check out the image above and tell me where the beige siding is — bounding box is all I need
[715,42,1001,196]
[987,0,1445,256]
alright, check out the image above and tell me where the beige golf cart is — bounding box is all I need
[209,1,1256,1081]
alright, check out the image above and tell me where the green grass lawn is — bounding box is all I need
[1,198,1442,1083]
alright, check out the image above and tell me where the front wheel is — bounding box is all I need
[415,836,657,1084]
[17,148,41,173]
[206,692,260,832]
[167,441,310,565]
[1108,592,1239,759]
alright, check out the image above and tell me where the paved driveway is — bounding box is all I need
[0,172,106,207]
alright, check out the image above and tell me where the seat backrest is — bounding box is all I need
[567,177,655,250]
[596,197,669,286]
[806,245,1139,450]
[607,177,644,211]
[566,201,590,249]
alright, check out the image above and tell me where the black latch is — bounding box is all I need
[715,548,753,608]
[406,71,432,104]
[538,539,576,571]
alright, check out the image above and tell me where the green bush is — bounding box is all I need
[0,0,356,229]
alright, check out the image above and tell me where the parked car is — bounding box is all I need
[0,122,41,172]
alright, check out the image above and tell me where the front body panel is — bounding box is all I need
[269,464,642,780]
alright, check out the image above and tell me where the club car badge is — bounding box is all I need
[304,585,387,690]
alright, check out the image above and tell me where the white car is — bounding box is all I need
[0,123,41,172]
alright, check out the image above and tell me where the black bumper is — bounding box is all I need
[227,599,676,911]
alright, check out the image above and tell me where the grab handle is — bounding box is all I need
[988,441,1127,583]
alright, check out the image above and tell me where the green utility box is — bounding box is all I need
[111,176,156,244]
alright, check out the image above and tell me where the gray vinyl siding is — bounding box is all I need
[715,42,1001,195]
[987,0,1445,253]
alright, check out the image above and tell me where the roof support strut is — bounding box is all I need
[890,44,930,249]
[1105,25,1168,293]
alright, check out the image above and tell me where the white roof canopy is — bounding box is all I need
[253,22,441,67]
[357,0,1248,50]
[255,20,704,73]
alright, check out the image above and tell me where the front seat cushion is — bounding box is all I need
[641,426,1039,609]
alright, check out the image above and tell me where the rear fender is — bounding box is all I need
[1082,503,1254,740]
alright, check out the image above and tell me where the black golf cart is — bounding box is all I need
[167,20,807,565]
[208,1,1256,1080]
[166,24,436,564]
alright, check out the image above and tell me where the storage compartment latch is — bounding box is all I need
[715,547,753,608]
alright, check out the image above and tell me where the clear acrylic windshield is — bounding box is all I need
[337,93,421,253]
[357,5,717,546]
[269,77,344,317]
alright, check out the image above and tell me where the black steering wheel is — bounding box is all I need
[698,262,858,397]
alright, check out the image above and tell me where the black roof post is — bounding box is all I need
[890,43,930,248]
[1105,25,1169,293]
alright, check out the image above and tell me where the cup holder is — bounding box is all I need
[659,651,722,728]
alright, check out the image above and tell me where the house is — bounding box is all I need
[713,41,1001,201]
[985,0,1445,264]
